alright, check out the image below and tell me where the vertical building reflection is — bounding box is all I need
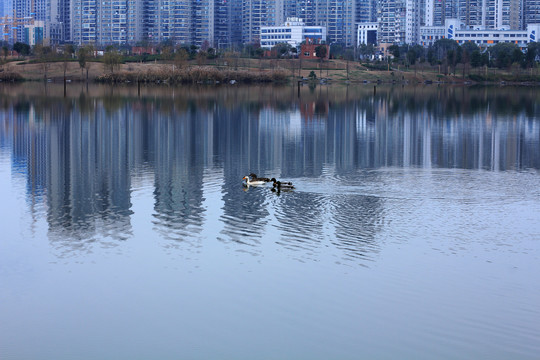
[46,100,133,249]
[1,96,134,253]
[150,101,207,242]
[217,104,271,245]
[10,103,48,202]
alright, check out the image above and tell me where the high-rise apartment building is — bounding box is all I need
[12,0,31,42]
[378,0,407,43]
[56,0,70,42]
[142,0,240,48]
[6,0,536,47]
[242,0,282,44]
[406,0,421,43]
[458,0,523,29]
[72,0,140,44]
[357,0,378,24]
[328,0,355,46]
[143,0,190,44]
[425,0,459,26]
[296,0,356,46]
[192,0,213,47]
[524,0,540,25]
[214,0,232,48]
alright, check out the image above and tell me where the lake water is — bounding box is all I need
[0,83,539,359]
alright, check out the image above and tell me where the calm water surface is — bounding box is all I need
[0,83,539,359]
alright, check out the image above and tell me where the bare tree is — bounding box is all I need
[174,48,189,70]
[196,51,207,66]
[77,47,88,81]
[103,48,121,74]
[315,45,327,78]
[224,50,240,70]
[62,45,74,83]
[33,44,52,81]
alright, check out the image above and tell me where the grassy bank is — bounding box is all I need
[2,58,540,85]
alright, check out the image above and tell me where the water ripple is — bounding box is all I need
[327,194,384,262]
[272,191,327,253]
[219,184,271,247]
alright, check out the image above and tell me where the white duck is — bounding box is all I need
[242,175,267,186]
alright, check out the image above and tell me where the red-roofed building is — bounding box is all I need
[300,38,329,60]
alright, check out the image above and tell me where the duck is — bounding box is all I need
[242,175,268,186]
[271,178,295,190]
[249,173,271,182]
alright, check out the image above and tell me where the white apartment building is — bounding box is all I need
[260,17,326,49]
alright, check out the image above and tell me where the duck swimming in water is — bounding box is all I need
[271,178,295,190]
[242,175,268,186]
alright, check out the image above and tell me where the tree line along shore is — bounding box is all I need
[1,40,540,85]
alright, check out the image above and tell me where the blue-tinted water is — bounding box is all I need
[0,83,539,359]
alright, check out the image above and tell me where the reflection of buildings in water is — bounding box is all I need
[2,88,540,260]
[259,108,326,178]
[219,181,270,248]
[3,100,134,253]
[260,108,325,177]
[255,93,540,175]
[354,97,540,171]
[216,107,271,246]
[427,113,540,170]
[326,104,359,171]
[369,111,435,168]
[151,111,208,242]
[299,98,329,122]
[10,105,48,202]
[46,105,133,251]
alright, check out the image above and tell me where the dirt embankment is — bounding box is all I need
[2,58,536,85]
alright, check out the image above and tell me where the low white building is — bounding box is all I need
[419,25,447,47]
[420,19,540,49]
[357,23,378,46]
[260,17,326,49]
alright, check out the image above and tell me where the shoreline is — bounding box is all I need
[2,58,540,86]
